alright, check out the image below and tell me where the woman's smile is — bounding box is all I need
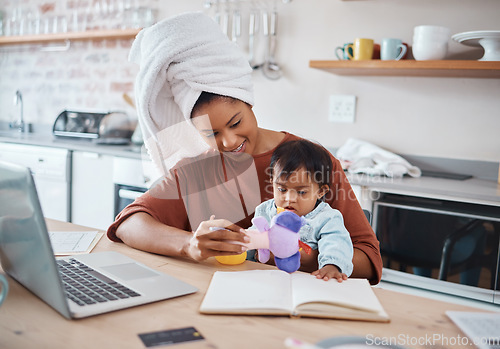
[230,140,246,153]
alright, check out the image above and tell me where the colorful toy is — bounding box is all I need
[214,209,311,272]
[250,210,307,273]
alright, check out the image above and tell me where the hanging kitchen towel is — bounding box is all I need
[336,138,421,178]
[128,11,254,175]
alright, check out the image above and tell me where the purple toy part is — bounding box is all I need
[275,251,301,274]
[273,211,306,232]
[251,216,271,263]
[251,211,306,273]
[258,249,271,264]
[268,224,299,258]
[252,216,270,233]
[268,211,305,258]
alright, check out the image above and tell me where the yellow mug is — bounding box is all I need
[215,251,247,265]
[210,225,247,265]
[346,38,374,61]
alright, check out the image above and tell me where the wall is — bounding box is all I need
[1,0,499,163]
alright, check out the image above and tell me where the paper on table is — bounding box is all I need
[446,311,500,349]
[49,231,103,256]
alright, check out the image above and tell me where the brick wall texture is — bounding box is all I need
[0,0,160,125]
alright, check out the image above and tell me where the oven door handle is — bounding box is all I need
[118,189,145,200]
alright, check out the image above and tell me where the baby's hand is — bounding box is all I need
[311,264,347,282]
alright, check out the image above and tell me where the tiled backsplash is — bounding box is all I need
[0,0,160,126]
[1,39,138,125]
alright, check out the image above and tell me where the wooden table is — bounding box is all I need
[0,220,490,349]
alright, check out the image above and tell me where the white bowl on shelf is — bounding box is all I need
[412,41,448,60]
[413,32,449,42]
[414,25,451,36]
[413,25,450,42]
[452,30,500,61]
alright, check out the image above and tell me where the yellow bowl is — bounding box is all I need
[215,251,247,265]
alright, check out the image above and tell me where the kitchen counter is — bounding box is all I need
[348,172,500,207]
[0,130,144,159]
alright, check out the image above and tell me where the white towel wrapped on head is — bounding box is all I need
[128,11,254,174]
[336,138,421,178]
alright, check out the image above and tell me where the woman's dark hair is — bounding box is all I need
[269,139,333,188]
[190,91,238,118]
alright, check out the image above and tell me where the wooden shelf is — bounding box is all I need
[309,60,500,79]
[0,28,141,46]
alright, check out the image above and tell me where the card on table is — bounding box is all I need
[138,326,216,348]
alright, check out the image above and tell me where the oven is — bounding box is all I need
[372,193,500,304]
[112,156,160,216]
[114,184,147,216]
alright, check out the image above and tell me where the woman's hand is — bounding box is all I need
[185,216,249,261]
[311,264,348,282]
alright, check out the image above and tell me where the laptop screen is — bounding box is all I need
[0,161,71,318]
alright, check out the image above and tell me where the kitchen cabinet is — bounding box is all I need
[0,142,71,222]
[350,184,374,212]
[309,60,500,78]
[0,28,140,46]
[71,151,115,231]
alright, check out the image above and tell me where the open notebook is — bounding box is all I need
[0,160,197,319]
[200,270,390,322]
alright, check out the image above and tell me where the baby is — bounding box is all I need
[248,139,354,281]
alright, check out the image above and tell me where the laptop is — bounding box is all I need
[0,160,197,319]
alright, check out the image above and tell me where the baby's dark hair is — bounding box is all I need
[269,139,333,188]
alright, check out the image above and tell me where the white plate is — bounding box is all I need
[451,30,500,61]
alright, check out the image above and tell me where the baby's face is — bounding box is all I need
[273,167,326,217]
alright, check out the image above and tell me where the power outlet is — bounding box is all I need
[329,95,356,123]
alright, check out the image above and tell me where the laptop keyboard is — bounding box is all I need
[57,259,141,306]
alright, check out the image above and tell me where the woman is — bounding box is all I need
[107,12,382,283]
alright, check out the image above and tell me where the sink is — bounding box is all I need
[0,122,35,138]
[0,130,25,139]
